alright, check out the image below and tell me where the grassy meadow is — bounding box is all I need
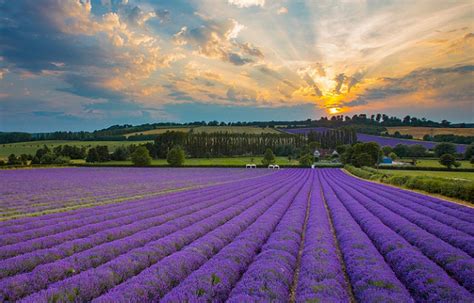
[0,140,152,159]
[391,159,473,168]
[379,169,474,182]
[125,125,281,137]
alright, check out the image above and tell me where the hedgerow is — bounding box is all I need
[345,165,474,203]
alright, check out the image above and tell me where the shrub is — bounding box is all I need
[167,146,185,167]
[298,154,313,167]
[261,148,276,166]
[86,148,100,163]
[346,165,473,203]
[388,152,397,160]
[465,144,474,160]
[439,153,459,169]
[7,154,21,165]
[382,146,393,156]
[386,175,410,186]
[131,146,152,166]
[111,146,130,161]
[353,152,373,167]
[344,165,378,180]
[52,156,70,165]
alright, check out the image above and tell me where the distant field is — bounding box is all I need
[0,140,152,159]
[124,127,191,138]
[387,127,474,139]
[73,156,299,167]
[394,159,472,168]
[193,126,281,134]
[125,125,281,137]
[379,169,474,182]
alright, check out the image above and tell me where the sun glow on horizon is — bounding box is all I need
[328,107,341,114]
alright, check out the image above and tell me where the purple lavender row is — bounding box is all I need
[326,170,474,293]
[0,172,293,279]
[0,168,273,229]
[22,170,307,302]
[0,179,244,245]
[2,167,244,219]
[322,170,473,302]
[0,170,291,259]
[332,171,474,257]
[335,170,474,236]
[0,170,293,302]
[223,171,313,302]
[342,171,474,224]
[342,170,474,222]
[295,172,351,302]
[0,179,213,232]
[319,171,413,302]
[0,168,275,234]
[0,186,252,250]
[93,170,310,303]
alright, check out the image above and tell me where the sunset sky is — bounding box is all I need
[0,0,473,132]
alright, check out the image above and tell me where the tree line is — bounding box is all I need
[2,114,471,144]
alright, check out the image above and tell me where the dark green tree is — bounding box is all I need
[393,144,410,158]
[86,148,100,163]
[39,152,57,164]
[19,154,30,165]
[261,148,276,166]
[340,146,354,165]
[351,142,381,166]
[439,153,458,169]
[7,154,21,165]
[408,144,426,157]
[111,146,129,161]
[131,146,152,166]
[464,143,474,160]
[353,152,373,167]
[155,131,188,158]
[434,142,456,157]
[298,154,313,167]
[167,146,185,167]
[382,146,393,156]
[336,144,349,155]
[388,152,397,160]
[96,146,110,162]
[35,145,51,160]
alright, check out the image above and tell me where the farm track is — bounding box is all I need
[0,168,472,302]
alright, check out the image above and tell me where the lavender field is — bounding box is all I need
[0,168,473,302]
[0,168,271,220]
[284,127,468,153]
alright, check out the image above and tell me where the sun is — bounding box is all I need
[328,107,341,114]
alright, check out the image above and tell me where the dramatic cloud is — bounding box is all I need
[0,68,8,80]
[227,0,265,8]
[344,65,474,108]
[172,17,262,66]
[0,0,473,131]
[277,7,288,15]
